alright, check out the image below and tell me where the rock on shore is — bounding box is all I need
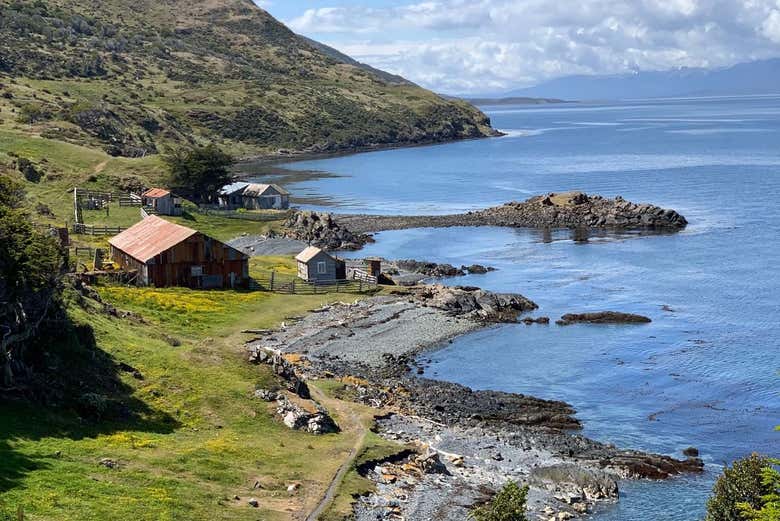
[284,210,374,250]
[412,284,538,322]
[556,312,652,325]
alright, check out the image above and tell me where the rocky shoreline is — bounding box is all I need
[245,286,703,520]
[329,191,687,235]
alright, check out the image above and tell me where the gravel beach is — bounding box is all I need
[246,290,704,520]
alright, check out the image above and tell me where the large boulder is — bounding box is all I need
[276,398,339,435]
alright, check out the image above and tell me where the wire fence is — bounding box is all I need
[252,271,378,295]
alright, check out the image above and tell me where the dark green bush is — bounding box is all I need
[706,454,776,520]
[469,481,528,521]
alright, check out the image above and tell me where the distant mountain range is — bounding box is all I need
[497,59,780,101]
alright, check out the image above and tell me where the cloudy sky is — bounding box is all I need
[256,1,780,95]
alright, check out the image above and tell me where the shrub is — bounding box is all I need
[15,103,52,124]
[16,157,42,182]
[738,458,780,520]
[469,481,528,521]
[706,454,778,520]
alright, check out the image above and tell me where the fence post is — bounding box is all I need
[270,271,275,291]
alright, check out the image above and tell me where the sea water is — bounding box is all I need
[256,95,780,520]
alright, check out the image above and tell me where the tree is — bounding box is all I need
[706,454,778,521]
[163,145,234,203]
[469,481,528,521]
[0,174,64,387]
[738,459,780,521]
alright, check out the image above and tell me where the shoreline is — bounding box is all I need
[246,286,704,520]
[234,132,505,172]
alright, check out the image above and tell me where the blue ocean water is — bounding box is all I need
[260,96,780,520]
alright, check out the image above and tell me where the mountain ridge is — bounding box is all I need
[500,59,780,101]
[0,0,496,159]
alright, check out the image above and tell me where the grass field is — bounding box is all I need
[0,277,397,521]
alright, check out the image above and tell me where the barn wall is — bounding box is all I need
[110,246,148,285]
[112,234,248,289]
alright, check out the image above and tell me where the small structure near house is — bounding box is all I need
[365,258,382,278]
[218,182,290,210]
[141,188,183,216]
[295,246,345,282]
[109,215,248,288]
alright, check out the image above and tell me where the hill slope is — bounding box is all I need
[505,59,780,101]
[0,0,495,160]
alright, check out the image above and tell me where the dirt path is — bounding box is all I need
[304,385,368,521]
[93,160,108,174]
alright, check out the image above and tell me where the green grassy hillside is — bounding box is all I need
[0,0,495,160]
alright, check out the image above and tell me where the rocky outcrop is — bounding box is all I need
[393,260,495,278]
[531,464,619,511]
[599,453,704,480]
[333,192,688,235]
[395,260,464,278]
[556,312,652,325]
[284,211,373,251]
[248,348,310,399]
[401,378,581,431]
[473,192,687,230]
[522,316,551,325]
[276,396,339,435]
[411,284,537,322]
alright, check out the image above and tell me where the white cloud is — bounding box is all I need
[287,0,780,94]
[762,9,780,43]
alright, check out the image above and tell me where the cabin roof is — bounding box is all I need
[219,182,249,196]
[219,182,290,198]
[109,215,197,263]
[295,246,332,263]
[242,183,290,197]
[142,188,171,198]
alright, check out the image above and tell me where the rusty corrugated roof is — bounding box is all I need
[142,188,171,198]
[109,215,197,263]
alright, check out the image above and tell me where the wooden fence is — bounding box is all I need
[72,223,126,235]
[72,247,95,257]
[119,194,142,207]
[252,271,377,295]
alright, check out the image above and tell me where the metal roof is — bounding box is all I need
[142,188,171,198]
[109,215,197,263]
[219,182,249,196]
[219,182,290,198]
[295,246,332,263]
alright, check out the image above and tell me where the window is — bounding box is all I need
[317,261,327,274]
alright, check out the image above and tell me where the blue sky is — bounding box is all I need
[256,1,780,95]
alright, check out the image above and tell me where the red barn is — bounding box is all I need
[109,216,249,288]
